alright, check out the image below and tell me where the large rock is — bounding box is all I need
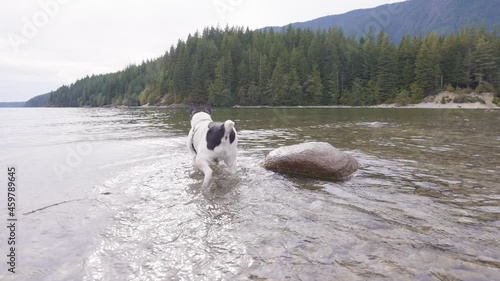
[263,142,360,181]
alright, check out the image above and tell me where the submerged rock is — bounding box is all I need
[263,142,360,181]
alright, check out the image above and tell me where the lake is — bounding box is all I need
[0,107,499,280]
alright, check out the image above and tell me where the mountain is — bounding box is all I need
[0,101,25,108]
[25,93,50,107]
[266,0,500,43]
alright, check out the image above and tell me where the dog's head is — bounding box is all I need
[190,104,213,126]
[190,103,211,117]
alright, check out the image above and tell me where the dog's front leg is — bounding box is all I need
[195,158,213,187]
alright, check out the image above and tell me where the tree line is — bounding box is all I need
[38,25,500,107]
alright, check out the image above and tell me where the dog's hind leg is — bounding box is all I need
[225,157,237,174]
[195,158,213,187]
[192,157,199,172]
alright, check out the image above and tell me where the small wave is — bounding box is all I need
[356,121,391,128]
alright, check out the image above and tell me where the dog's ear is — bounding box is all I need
[189,104,197,117]
[204,103,212,115]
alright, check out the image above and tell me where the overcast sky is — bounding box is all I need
[0,0,403,102]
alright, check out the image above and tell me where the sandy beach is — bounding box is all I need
[402,92,498,109]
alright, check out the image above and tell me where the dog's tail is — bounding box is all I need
[223,120,235,143]
[224,120,234,135]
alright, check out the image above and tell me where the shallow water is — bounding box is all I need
[0,108,499,280]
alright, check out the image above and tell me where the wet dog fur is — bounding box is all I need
[187,104,238,187]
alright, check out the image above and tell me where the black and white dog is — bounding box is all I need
[187,104,238,187]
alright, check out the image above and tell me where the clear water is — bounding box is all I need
[0,108,499,281]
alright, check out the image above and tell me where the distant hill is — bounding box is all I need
[266,0,500,43]
[0,101,25,108]
[25,92,50,107]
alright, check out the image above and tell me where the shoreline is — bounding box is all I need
[129,103,500,110]
[143,92,499,110]
[5,103,498,109]
[10,92,499,110]
[231,104,500,110]
[21,103,496,110]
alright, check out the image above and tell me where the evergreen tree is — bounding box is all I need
[287,69,303,106]
[304,64,323,105]
[208,57,233,106]
[375,32,398,102]
[472,35,497,86]
[247,83,261,105]
[397,35,418,89]
[270,57,289,105]
[415,32,441,96]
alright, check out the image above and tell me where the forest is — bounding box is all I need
[29,25,500,107]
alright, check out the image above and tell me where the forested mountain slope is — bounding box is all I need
[267,0,500,43]
[27,25,500,107]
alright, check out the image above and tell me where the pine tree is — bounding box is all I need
[361,28,377,83]
[326,72,340,105]
[376,32,397,103]
[270,57,288,105]
[397,35,418,89]
[287,69,303,106]
[304,64,323,105]
[208,57,231,106]
[349,78,363,106]
[237,87,248,105]
[440,33,457,87]
[472,35,497,86]
[290,47,309,84]
[415,32,441,96]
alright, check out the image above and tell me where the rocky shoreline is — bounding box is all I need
[123,92,500,110]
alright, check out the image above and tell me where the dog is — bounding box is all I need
[187,104,238,187]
